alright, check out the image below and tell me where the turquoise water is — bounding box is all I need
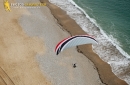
[73,0,130,56]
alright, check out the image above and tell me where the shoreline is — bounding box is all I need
[68,0,130,59]
[40,0,128,85]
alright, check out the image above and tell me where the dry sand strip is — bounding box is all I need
[0,0,51,85]
[40,0,128,85]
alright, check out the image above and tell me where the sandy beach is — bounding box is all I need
[0,0,128,85]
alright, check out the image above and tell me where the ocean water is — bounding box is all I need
[73,0,130,58]
[49,0,130,84]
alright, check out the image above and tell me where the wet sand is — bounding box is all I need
[40,0,128,85]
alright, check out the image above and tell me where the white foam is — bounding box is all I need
[48,0,130,84]
[68,0,130,59]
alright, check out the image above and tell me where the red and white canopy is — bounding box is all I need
[55,35,97,55]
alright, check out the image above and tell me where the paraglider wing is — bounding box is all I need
[55,35,97,55]
[55,36,73,53]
